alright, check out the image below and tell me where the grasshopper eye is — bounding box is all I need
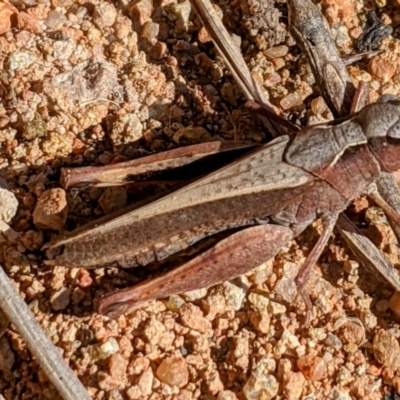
[388,120,400,141]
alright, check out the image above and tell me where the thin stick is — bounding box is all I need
[191,0,297,136]
[0,266,90,400]
[349,81,369,115]
[287,0,354,116]
[336,214,400,291]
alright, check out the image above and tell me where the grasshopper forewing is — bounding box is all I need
[46,135,316,269]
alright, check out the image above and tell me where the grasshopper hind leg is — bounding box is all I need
[98,224,293,318]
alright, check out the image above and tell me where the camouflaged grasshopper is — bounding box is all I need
[44,0,400,319]
[45,98,400,318]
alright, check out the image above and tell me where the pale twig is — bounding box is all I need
[80,98,121,108]
[0,266,91,400]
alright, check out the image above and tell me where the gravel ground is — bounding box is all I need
[1,0,400,399]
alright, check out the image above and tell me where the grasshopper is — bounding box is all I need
[45,98,400,318]
[45,0,400,319]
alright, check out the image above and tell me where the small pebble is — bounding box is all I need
[357,297,372,310]
[217,390,238,400]
[198,26,212,43]
[151,41,168,59]
[274,262,298,302]
[93,3,117,27]
[248,292,269,310]
[7,50,34,72]
[171,1,191,30]
[21,118,47,141]
[179,303,212,333]
[17,11,42,33]
[203,369,224,394]
[156,356,189,387]
[141,21,159,41]
[77,270,93,289]
[97,338,120,360]
[343,343,358,353]
[126,385,141,399]
[33,188,68,231]
[360,311,377,329]
[0,181,18,224]
[310,96,328,115]
[182,288,207,301]
[264,45,289,59]
[44,10,66,30]
[224,280,248,310]
[372,329,400,371]
[340,321,364,344]
[250,309,270,334]
[111,114,144,146]
[130,0,154,26]
[97,372,120,391]
[325,333,343,351]
[166,295,185,312]
[264,72,281,87]
[272,58,285,70]
[343,260,359,275]
[0,1,17,35]
[279,330,300,350]
[109,353,128,381]
[282,371,305,399]
[50,288,71,311]
[330,387,352,400]
[243,374,279,400]
[350,27,362,39]
[368,56,397,83]
[268,300,286,315]
[389,291,400,317]
[280,93,303,110]
[138,368,154,395]
[297,355,326,381]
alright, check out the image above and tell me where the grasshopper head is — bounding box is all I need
[360,97,400,172]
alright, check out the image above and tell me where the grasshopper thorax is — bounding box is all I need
[359,99,400,172]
